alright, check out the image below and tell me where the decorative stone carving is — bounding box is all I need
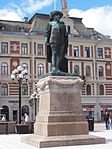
[36,76,84,90]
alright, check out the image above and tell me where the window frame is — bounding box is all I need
[74,65,80,75]
[38,63,44,76]
[1,42,8,54]
[22,83,28,95]
[74,46,79,57]
[1,83,8,96]
[37,44,43,56]
[21,43,28,55]
[1,62,8,75]
[99,84,104,95]
[97,48,103,59]
[99,66,104,77]
[84,47,90,58]
[86,65,91,76]
[86,84,91,95]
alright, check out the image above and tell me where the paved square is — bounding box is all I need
[0,123,112,149]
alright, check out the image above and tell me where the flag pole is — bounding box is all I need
[54,0,56,10]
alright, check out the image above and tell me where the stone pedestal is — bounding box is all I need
[22,76,105,148]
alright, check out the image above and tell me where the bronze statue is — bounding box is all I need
[45,11,68,73]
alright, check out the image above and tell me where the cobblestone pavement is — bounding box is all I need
[0,123,112,149]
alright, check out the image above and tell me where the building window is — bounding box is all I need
[74,46,79,57]
[74,65,79,75]
[22,83,28,95]
[0,26,6,31]
[1,83,8,95]
[38,63,44,75]
[86,65,91,76]
[1,62,8,75]
[1,42,8,54]
[97,48,103,59]
[22,63,28,70]
[84,47,90,57]
[1,105,9,121]
[99,84,104,95]
[21,43,28,54]
[22,105,29,116]
[99,66,104,77]
[86,84,91,95]
[37,44,43,55]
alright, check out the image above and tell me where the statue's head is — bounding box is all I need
[50,11,63,21]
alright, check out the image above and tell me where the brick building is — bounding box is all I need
[0,7,112,122]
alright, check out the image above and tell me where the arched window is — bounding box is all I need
[22,63,28,70]
[1,83,8,95]
[38,63,44,75]
[99,84,104,95]
[22,105,29,116]
[86,84,91,95]
[86,65,91,76]
[1,105,9,121]
[1,62,8,75]
[22,83,28,95]
[99,66,104,77]
[74,65,79,75]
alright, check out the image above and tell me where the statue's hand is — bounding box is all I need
[45,43,49,46]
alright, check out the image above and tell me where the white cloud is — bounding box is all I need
[22,0,53,13]
[0,0,53,21]
[0,9,22,21]
[68,5,112,38]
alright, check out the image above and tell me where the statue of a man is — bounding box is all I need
[45,11,68,72]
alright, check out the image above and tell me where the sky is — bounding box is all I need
[0,0,112,37]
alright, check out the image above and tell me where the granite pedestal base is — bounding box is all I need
[22,134,105,148]
[22,76,105,148]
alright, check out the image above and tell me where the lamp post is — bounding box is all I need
[11,66,28,124]
[30,92,39,119]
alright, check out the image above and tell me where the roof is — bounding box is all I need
[0,12,111,41]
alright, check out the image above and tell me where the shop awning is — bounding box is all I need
[83,108,94,111]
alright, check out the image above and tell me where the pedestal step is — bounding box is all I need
[22,134,105,148]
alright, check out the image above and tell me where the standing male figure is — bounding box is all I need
[104,112,110,130]
[45,11,68,72]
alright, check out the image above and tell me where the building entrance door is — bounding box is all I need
[13,110,18,121]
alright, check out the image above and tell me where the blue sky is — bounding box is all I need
[0,0,112,37]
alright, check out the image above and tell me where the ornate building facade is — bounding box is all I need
[0,8,112,122]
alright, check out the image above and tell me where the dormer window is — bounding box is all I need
[0,26,6,31]
[19,27,25,32]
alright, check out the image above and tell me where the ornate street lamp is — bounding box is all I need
[11,66,28,124]
[30,92,39,118]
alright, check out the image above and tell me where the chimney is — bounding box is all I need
[24,17,28,23]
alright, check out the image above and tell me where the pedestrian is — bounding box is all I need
[109,112,112,129]
[104,112,110,130]
[24,113,29,124]
[1,115,6,122]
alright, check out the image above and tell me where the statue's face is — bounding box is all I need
[53,14,60,21]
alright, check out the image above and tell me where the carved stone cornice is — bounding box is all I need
[36,76,83,90]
